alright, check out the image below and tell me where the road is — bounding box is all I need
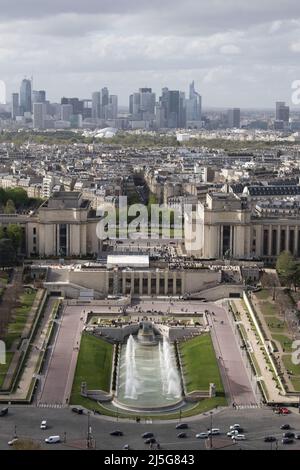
[0,406,300,450]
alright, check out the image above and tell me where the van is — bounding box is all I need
[45,435,61,444]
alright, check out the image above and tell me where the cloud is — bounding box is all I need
[0,1,299,107]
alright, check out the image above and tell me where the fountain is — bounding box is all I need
[116,329,183,411]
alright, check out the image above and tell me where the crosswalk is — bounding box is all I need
[37,403,65,409]
[235,404,261,410]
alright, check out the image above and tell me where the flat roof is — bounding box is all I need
[107,254,149,268]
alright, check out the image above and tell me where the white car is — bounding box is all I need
[227,430,239,437]
[208,428,220,435]
[40,420,47,430]
[230,424,241,430]
[45,435,61,444]
[196,432,209,439]
[8,438,18,446]
[232,434,246,441]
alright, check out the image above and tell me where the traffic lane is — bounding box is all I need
[0,407,300,450]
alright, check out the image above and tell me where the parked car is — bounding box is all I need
[176,423,188,429]
[40,420,47,430]
[264,436,277,443]
[232,434,246,441]
[110,430,123,436]
[280,424,291,430]
[0,407,8,417]
[280,408,291,415]
[282,438,293,445]
[196,432,209,439]
[295,433,300,440]
[45,436,61,444]
[142,432,154,439]
[8,438,18,446]
[177,432,187,438]
[71,407,83,415]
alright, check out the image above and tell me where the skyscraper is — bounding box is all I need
[32,90,46,104]
[101,87,109,118]
[92,92,101,120]
[20,78,32,114]
[227,108,240,128]
[159,89,186,128]
[108,95,118,119]
[61,104,73,121]
[11,93,19,119]
[33,102,46,129]
[186,81,202,123]
[275,101,289,123]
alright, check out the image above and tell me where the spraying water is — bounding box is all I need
[117,332,182,409]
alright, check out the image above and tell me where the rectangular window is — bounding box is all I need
[280,229,286,253]
[289,229,294,255]
[222,225,231,256]
[263,229,269,256]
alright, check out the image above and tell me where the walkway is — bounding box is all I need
[38,305,85,406]
[207,303,258,407]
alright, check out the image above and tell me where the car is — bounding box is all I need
[264,436,277,443]
[177,432,187,438]
[282,438,293,444]
[295,433,300,440]
[71,407,83,415]
[283,432,295,439]
[230,424,241,430]
[110,430,123,436]
[45,435,61,444]
[40,420,47,430]
[208,428,221,435]
[176,423,188,429]
[280,424,291,430]
[0,407,8,417]
[196,432,209,439]
[145,438,156,444]
[232,434,246,441]
[123,444,130,450]
[227,430,239,437]
[280,408,291,415]
[142,432,154,439]
[8,438,18,446]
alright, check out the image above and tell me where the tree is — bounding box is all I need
[0,238,16,266]
[4,199,16,214]
[276,251,299,289]
[6,224,23,251]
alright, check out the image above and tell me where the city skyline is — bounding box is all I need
[0,0,300,107]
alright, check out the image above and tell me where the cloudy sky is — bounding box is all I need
[1,0,300,108]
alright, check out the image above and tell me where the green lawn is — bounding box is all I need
[0,352,13,389]
[70,333,113,406]
[180,334,224,395]
[282,355,300,377]
[272,334,293,352]
[255,289,270,300]
[5,290,36,350]
[260,302,278,317]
